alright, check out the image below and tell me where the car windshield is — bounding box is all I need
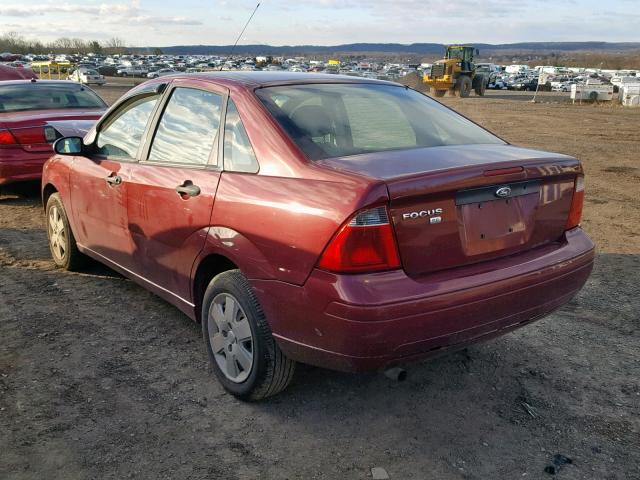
[82,70,98,75]
[256,83,504,160]
[0,83,106,112]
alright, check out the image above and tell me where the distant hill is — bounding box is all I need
[146,42,640,56]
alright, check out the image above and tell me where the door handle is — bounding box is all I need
[105,174,122,185]
[175,181,201,198]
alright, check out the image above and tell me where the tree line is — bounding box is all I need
[0,33,136,55]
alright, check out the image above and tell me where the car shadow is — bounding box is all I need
[0,180,41,204]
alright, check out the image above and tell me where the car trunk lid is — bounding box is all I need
[317,144,581,276]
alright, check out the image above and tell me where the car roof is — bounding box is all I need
[178,71,399,88]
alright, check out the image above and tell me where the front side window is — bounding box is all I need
[256,84,504,161]
[223,100,258,173]
[148,87,222,166]
[96,95,158,159]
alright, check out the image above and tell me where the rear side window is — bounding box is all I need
[148,87,222,166]
[223,100,258,173]
[96,95,158,159]
[0,83,106,113]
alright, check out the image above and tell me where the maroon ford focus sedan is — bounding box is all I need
[0,80,106,186]
[41,72,594,399]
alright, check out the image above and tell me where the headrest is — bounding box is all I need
[289,105,333,138]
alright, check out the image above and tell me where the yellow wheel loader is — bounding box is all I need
[423,45,487,98]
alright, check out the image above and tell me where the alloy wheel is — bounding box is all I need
[48,205,67,262]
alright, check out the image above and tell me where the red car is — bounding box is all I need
[41,73,594,400]
[0,80,106,186]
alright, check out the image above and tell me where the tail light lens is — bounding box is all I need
[318,206,401,273]
[0,126,59,150]
[0,129,18,147]
[566,175,585,230]
[11,127,47,145]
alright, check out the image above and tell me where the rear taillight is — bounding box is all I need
[566,175,585,230]
[11,127,47,145]
[318,206,401,273]
[0,129,18,146]
[0,126,59,146]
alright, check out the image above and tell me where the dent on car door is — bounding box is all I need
[70,93,160,270]
[126,84,224,305]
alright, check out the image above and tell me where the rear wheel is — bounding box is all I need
[455,76,472,98]
[474,80,486,96]
[46,193,86,271]
[202,270,296,400]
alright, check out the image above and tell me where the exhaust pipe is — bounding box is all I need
[384,367,407,382]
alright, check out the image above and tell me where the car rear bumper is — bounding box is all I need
[251,228,595,372]
[0,151,50,185]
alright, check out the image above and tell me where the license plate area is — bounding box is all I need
[456,181,540,257]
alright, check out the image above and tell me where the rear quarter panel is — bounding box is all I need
[210,172,389,285]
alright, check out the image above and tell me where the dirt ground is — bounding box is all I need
[1,86,638,479]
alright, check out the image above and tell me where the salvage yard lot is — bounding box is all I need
[1,87,638,479]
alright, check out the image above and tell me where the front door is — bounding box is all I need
[126,81,225,304]
[71,93,160,270]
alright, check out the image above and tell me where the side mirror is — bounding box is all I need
[475,49,480,56]
[53,137,84,155]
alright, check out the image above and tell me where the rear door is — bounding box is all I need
[126,79,225,302]
[70,92,160,270]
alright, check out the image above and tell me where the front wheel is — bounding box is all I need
[46,193,86,271]
[202,270,296,400]
[455,76,472,98]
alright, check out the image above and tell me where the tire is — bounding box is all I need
[433,90,447,97]
[46,193,86,271]
[455,76,472,98]
[202,270,296,400]
[474,81,486,96]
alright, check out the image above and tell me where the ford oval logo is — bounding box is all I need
[495,186,512,198]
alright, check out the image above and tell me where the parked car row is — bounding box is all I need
[6,51,639,90]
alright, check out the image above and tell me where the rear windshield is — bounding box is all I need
[256,83,504,160]
[0,83,106,113]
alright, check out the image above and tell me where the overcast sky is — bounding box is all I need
[1,0,638,47]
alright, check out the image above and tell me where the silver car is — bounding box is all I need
[147,68,178,79]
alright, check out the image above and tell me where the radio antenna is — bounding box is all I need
[220,2,261,71]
